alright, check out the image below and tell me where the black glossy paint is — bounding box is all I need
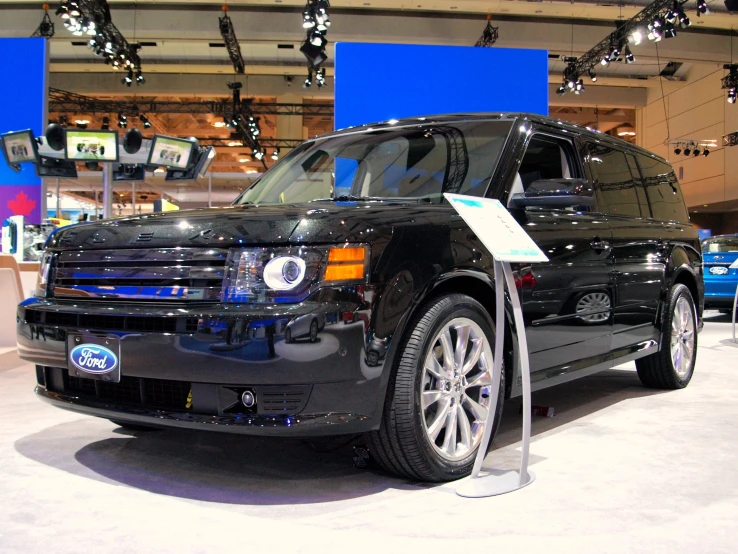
[18,113,704,436]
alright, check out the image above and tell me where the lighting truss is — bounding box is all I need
[55,0,144,85]
[474,16,499,47]
[31,7,55,38]
[218,7,246,75]
[723,131,738,147]
[558,0,692,95]
[722,64,738,104]
[198,138,303,149]
[48,88,334,116]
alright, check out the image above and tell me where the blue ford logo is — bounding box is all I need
[70,344,118,374]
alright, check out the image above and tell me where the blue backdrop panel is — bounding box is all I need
[0,38,47,224]
[334,43,548,130]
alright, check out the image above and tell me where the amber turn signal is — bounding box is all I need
[328,246,366,263]
[324,263,364,282]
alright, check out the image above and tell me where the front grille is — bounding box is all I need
[63,372,191,411]
[51,247,229,301]
[25,309,199,334]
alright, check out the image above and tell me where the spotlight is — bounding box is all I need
[101,116,110,130]
[309,30,326,48]
[703,148,710,157]
[729,88,737,104]
[254,149,265,161]
[693,148,701,156]
[629,29,643,46]
[303,70,313,88]
[684,146,691,156]
[302,6,316,29]
[315,67,326,88]
[567,78,577,90]
[271,149,280,161]
[674,146,681,155]
[556,84,567,96]
[56,5,69,19]
[663,21,677,39]
[624,45,635,64]
[588,69,597,82]
[600,54,610,67]
[140,114,152,129]
[122,70,133,87]
[59,115,68,127]
[696,0,709,14]
[117,113,127,129]
[665,7,678,24]
[648,19,663,42]
[136,71,145,85]
[678,10,690,29]
[575,79,585,94]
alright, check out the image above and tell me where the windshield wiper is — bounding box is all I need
[310,195,383,202]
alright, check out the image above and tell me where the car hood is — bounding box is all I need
[47,201,454,250]
[703,251,738,264]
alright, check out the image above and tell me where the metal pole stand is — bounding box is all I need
[456,259,535,497]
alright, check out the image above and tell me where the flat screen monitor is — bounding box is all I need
[164,146,215,181]
[112,163,146,182]
[64,129,119,162]
[148,135,197,170]
[1,129,39,165]
[36,156,78,178]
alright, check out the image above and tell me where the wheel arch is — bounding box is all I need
[372,269,517,427]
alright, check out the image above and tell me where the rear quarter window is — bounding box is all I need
[637,155,690,223]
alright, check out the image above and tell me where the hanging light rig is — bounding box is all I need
[55,0,145,86]
[219,5,246,74]
[31,4,55,38]
[724,65,738,105]
[474,14,499,47]
[556,0,697,96]
[301,0,330,88]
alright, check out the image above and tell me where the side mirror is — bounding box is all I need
[510,178,594,208]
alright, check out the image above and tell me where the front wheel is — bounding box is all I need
[636,283,697,389]
[367,293,504,482]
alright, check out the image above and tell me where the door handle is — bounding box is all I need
[590,238,610,252]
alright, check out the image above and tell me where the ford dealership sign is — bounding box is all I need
[69,344,118,374]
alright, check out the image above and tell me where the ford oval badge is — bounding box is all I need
[69,344,118,374]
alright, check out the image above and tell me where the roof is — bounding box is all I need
[324,112,668,165]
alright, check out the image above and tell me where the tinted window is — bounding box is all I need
[626,154,651,218]
[587,143,641,218]
[235,121,512,205]
[518,135,575,189]
[636,155,689,223]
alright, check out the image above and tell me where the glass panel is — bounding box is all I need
[234,121,513,205]
[587,143,641,218]
[637,155,689,223]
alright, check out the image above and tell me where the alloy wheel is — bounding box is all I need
[420,317,494,462]
[670,296,695,379]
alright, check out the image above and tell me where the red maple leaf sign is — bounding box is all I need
[7,191,36,217]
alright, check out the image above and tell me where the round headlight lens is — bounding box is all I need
[282,260,301,283]
[264,256,306,290]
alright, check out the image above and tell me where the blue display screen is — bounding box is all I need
[334,43,548,130]
[0,38,47,224]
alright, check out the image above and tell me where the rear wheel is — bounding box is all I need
[285,328,292,343]
[636,284,697,389]
[309,319,319,343]
[367,293,504,482]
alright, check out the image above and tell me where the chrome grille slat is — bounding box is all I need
[52,248,229,301]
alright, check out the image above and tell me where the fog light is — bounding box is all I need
[241,390,256,408]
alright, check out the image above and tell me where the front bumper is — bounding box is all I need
[18,293,387,437]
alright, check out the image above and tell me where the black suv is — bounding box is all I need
[18,113,703,482]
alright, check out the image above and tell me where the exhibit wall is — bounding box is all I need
[0,37,47,224]
[639,63,731,209]
[334,43,549,130]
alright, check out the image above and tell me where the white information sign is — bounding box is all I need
[444,193,549,263]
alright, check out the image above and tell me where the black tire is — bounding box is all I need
[309,320,319,343]
[636,283,697,389]
[285,328,292,343]
[110,419,160,431]
[367,293,505,482]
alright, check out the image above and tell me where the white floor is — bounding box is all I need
[1,313,737,553]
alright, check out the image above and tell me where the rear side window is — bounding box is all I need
[586,142,642,218]
[636,155,690,223]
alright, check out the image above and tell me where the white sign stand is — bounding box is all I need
[443,194,548,498]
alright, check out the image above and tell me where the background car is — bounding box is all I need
[702,234,738,314]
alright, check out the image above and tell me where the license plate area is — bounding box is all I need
[67,334,121,383]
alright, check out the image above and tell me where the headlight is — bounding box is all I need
[35,252,53,297]
[221,244,369,303]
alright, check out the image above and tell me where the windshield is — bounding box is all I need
[703,237,738,253]
[233,120,513,205]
